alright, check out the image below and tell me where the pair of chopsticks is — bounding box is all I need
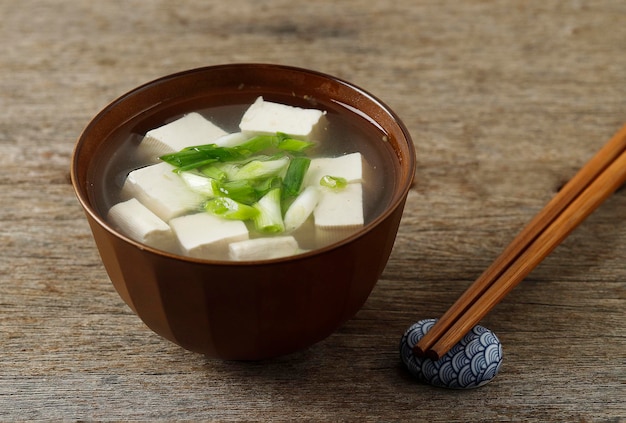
[414,124,626,360]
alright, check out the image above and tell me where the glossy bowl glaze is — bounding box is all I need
[71,64,415,360]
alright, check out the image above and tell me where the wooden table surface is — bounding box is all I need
[1,1,624,421]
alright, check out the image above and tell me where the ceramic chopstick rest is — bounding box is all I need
[400,319,503,389]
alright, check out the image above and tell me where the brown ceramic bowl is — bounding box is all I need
[71,64,415,360]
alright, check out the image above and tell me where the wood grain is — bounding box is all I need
[1,1,624,421]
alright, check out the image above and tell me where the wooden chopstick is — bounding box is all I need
[414,124,626,360]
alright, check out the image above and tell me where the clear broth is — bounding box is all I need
[89,97,398,259]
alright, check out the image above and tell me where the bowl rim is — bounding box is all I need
[70,63,416,266]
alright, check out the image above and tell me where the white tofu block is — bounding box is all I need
[239,96,326,139]
[304,152,363,187]
[107,198,175,251]
[314,183,364,228]
[121,162,205,222]
[170,213,249,260]
[137,112,228,161]
[314,226,361,248]
[229,236,299,261]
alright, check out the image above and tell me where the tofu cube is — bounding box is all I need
[170,213,249,260]
[228,236,299,261]
[314,182,364,228]
[239,96,326,139]
[304,152,363,187]
[121,162,205,222]
[313,182,364,246]
[107,198,175,251]
[137,112,228,161]
[314,225,362,248]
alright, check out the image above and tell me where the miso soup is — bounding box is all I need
[89,96,397,261]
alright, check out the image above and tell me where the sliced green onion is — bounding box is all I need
[212,179,259,205]
[204,197,258,220]
[254,176,283,197]
[253,188,284,233]
[203,162,243,181]
[160,144,243,170]
[199,163,228,181]
[284,186,320,232]
[160,136,274,171]
[231,156,289,181]
[179,172,216,197]
[231,135,278,156]
[160,133,315,172]
[276,132,315,152]
[158,131,325,234]
[282,156,311,198]
[320,175,348,190]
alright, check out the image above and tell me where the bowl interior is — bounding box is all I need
[72,64,415,262]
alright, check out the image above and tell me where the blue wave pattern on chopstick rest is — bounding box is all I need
[400,318,503,389]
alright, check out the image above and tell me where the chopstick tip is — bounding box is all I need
[412,344,442,361]
[426,349,441,361]
[411,344,427,357]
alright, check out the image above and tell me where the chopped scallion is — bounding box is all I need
[212,179,259,205]
[282,157,311,198]
[231,156,289,181]
[179,172,217,197]
[204,197,259,220]
[276,132,315,152]
[283,186,320,232]
[253,188,284,233]
[320,175,348,190]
